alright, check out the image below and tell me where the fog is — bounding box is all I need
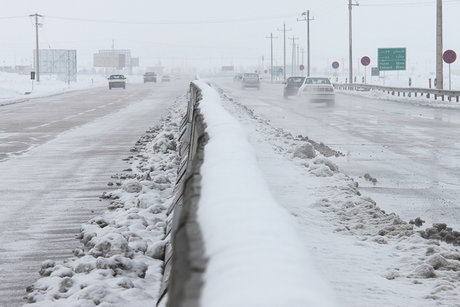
[1,0,460,74]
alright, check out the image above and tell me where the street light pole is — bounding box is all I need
[30,13,43,82]
[436,0,443,89]
[266,33,278,82]
[289,37,299,76]
[348,1,359,84]
[278,23,292,81]
[298,11,314,77]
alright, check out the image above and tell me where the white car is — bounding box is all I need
[298,77,335,102]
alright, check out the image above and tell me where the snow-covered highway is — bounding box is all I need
[0,82,185,306]
[217,79,460,230]
[2,77,460,306]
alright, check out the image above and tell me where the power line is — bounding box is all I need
[0,15,28,20]
[360,0,460,7]
[45,14,297,25]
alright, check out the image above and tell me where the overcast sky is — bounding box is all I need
[1,0,460,74]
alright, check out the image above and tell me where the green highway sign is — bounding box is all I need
[378,48,406,71]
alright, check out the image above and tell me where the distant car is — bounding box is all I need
[241,73,260,89]
[298,77,335,102]
[233,74,243,82]
[283,76,306,98]
[108,74,126,90]
[161,75,171,82]
[143,72,157,83]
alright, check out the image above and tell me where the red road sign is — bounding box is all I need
[299,64,305,71]
[332,61,339,69]
[443,50,457,64]
[361,56,371,66]
[278,68,283,73]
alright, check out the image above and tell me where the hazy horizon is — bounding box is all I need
[1,0,460,75]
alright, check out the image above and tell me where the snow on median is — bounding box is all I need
[24,99,185,306]
[195,80,337,307]
[215,85,460,306]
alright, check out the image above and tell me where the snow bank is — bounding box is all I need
[337,87,460,109]
[24,99,184,306]
[0,72,142,105]
[195,80,337,307]
[218,86,460,306]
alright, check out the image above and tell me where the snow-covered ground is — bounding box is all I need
[25,98,185,306]
[0,72,143,105]
[22,79,460,306]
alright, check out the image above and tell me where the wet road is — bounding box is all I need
[217,79,460,229]
[0,81,187,306]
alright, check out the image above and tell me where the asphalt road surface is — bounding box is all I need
[0,81,187,306]
[218,79,460,230]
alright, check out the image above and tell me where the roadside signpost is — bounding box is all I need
[361,56,371,84]
[378,48,406,71]
[371,67,379,77]
[361,56,371,66]
[30,71,35,92]
[443,49,457,90]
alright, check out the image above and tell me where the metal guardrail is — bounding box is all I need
[157,81,207,307]
[334,83,460,102]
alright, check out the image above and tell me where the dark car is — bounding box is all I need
[108,74,126,89]
[161,75,171,82]
[233,74,243,82]
[241,73,260,89]
[143,72,157,83]
[283,76,306,98]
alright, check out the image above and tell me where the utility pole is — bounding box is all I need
[289,37,299,76]
[436,0,443,89]
[348,1,359,83]
[298,11,314,77]
[296,45,300,74]
[265,33,278,82]
[278,23,292,81]
[30,13,43,82]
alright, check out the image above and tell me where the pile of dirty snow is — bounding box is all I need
[217,84,460,306]
[24,99,185,306]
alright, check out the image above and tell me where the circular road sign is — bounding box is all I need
[332,61,340,69]
[299,64,305,71]
[361,56,371,66]
[278,67,283,73]
[443,49,457,64]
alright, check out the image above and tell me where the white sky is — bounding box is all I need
[1,0,460,73]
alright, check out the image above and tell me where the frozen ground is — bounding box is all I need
[213,84,460,306]
[25,100,184,306]
[0,78,185,306]
[0,71,143,106]
[20,79,460,306]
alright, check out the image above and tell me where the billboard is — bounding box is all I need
[221,66,234,72]
[94,49,131,68]
[378,48,406,71]
[93,53,126,68]
[34,49,77,82]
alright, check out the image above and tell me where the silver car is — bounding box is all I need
[241,73,260,90]
[298,77,335,102]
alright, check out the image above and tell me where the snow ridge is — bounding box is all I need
[195,80,337,307]
[217,85,460,306]
[24,99,185,306]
